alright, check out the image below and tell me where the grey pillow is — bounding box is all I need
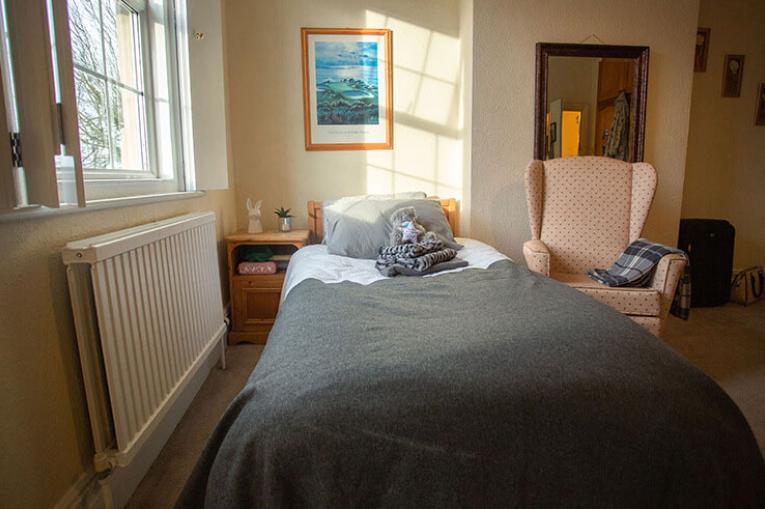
[322,192,427,244]
[325,198,460,259]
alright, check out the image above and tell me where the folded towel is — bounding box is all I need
[377,247,459,273]
[378,236,444,258]
[376,258,468,277]
[238,261,277,275]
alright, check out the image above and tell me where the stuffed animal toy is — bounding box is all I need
[399,221,420,244]
[389,207,427,245]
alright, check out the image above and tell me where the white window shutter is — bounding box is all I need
[182,0,229,191]
[6,0,59,207]
[0,58,15,209]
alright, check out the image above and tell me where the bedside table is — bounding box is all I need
[226,229,309,344]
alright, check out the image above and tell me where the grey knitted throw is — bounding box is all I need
[376,233,466,276]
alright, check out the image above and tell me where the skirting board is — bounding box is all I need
[56,326,226,509]
[53,469,109,509]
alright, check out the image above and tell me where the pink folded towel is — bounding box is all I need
[238,261,277,275]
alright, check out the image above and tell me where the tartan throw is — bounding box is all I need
[588,239,691,320]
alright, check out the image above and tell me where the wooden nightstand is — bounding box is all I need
[226,229,309,344]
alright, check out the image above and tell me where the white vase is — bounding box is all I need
[279,217,292,232]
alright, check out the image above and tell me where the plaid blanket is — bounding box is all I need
[588,239,691,320]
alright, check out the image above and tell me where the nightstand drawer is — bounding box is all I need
[233,273,285,289]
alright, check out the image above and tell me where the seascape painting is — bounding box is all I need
[301,28,392,150]
[315,41,380,125]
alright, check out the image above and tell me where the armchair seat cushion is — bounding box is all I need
[553,272,661,317]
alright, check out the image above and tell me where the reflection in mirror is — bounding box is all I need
[547,57,635,160]
[534,44,649,163]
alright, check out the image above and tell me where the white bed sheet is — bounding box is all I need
[282,238,511,300]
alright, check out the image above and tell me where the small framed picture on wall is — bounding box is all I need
[756,83,765,126]
[721,54,745,97]
[694,27,710,72]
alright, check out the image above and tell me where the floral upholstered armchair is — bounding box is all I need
[523,156,686,337]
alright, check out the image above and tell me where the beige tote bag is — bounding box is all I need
[731,266,764,305]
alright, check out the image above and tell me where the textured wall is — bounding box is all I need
[224,0,472,234]
[682,0,765,268]
[471,0,699,262]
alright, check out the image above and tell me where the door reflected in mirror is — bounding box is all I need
[547,56,635,160]
[534,44,649,162]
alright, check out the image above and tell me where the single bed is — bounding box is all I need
[178,199,765,508]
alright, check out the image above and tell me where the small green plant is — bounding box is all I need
[274,207,293,218]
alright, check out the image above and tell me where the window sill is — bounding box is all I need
[0,191,206,223]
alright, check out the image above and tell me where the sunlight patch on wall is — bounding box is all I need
[394,173,437,196]
[437,135,463,189]
[394,124,437,183]
[393,67,421,113]
[424,32,461,82]
[365,11,461,123]
[366,165,394,194]
[366,148,393,170]
[414,77,455,125]
[380,18,430,73]
[365,124,463,201]
[364,10,464,206]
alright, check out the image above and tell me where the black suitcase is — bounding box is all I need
[678,219,735,307]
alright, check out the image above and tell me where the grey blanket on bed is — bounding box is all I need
[177,261,765,508]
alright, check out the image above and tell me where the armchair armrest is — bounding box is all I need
[649,253,687,318]
[523,239,551,276]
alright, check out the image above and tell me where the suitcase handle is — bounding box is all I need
[752,270,764,299]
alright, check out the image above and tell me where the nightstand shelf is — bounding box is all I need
[226,229,309,344]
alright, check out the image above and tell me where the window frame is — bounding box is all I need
[0,0,228,216]
[64,0,187,201]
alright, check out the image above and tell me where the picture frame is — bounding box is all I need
[721,54,745,98]
[301,28,393,151]
[694,27,710,72]
[756,83,765,126]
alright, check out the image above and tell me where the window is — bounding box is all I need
[71,0,148,172]
[0,0,228,214]
[68,0,183,200]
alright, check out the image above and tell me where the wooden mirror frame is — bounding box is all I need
[534,43,650,162]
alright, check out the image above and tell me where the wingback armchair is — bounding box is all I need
[523,156,686,337]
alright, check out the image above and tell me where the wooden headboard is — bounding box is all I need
[307,198,459,244]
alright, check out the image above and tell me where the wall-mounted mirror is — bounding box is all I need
[534,43,649,162]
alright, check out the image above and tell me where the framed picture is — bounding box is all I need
[722,54,745,97]
[301,28,393,151]
[694,27,710,72]
[756,83,765,126]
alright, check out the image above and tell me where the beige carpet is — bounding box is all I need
[127,300,765,508]
[664,299,765,454]
[126,343,265,509]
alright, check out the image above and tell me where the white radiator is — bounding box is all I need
[63,212,226,476]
